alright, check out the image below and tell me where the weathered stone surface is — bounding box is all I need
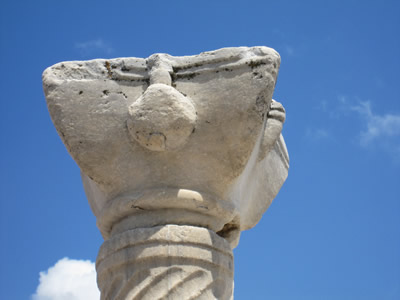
[127,83,197,151]
[97,225,233,300]
[43,46,289,299]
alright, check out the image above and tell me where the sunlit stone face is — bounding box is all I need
[127,83,197,152]
[43,46,288,244]
[43,47,289,300]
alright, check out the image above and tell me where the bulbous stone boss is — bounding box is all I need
[43,46,289,299]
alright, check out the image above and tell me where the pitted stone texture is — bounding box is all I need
[43,47,288,238]
[97,225,234,300]
[43,46,289,299]
[127,83,197,152]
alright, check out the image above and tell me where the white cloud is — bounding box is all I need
[32,257,100,300]
[75,38,113,56]
[350,101,400,146]
[315,96,400,160]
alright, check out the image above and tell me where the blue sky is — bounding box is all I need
[1,0,399,299]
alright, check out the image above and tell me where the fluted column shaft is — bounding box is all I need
[97,225,233,300]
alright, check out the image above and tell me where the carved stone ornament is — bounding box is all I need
[43,46,289,300]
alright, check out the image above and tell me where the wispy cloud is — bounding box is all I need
[284,45,295,56]
[305,128,330,141]
[374,77,386,89]
[32,257,100,300]
[312,96,400,160]
[314,99,329,112]
[75,38,113,56]
[349,101,400,146]
[328,96,400,161]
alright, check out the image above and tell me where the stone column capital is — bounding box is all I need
[43,46,289,299]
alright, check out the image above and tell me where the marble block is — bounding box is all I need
[43,46,289,299]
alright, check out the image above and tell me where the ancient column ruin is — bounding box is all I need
[43,46,289,300]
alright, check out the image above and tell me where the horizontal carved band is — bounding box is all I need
[44,47,279,83]
[96,189,237,240]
